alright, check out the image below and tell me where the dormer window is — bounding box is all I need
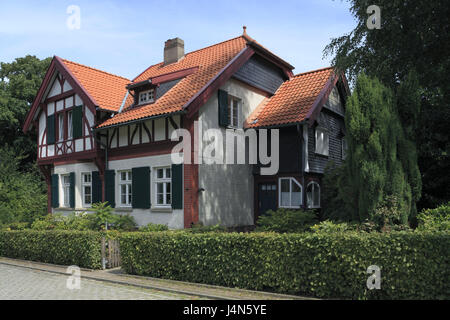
[139,89,155,105]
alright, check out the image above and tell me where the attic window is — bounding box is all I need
[139,89,154,105]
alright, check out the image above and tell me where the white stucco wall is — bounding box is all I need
[52,153,184,229]
[197,79,266,227]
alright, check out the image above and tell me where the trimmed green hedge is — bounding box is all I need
[120,231,450,299]
[0,230,102,269]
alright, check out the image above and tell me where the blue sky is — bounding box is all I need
[0,0,356,79]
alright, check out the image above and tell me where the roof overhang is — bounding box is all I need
[126,66,199,90]
[94,110,186,131]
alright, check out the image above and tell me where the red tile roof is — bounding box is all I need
[97,36,248,128]
[61,59,131,112]
[245,67,335,128]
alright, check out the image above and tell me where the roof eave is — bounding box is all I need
[94,110,186,131]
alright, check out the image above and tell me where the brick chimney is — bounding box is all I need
[164,38,184,65]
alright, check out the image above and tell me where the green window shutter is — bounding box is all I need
[47,114,55,144]
[51,174,59,208]
[132,167,151,209]
[218,89,228,127]
[92,171,102,204]
[69,172,75,208]
[73,105,83,139]
[105,170,115,208]
[171,164,183,209]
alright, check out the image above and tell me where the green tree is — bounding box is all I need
[0,55,51,167]
[337,73,419,223]
[0,147,47,224]
[324,0,449,210]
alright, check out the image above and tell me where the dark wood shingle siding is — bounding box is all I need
[308,110,344,174]
[233,56,286,94]
[156,79,182,100]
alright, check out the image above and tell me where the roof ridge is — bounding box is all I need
[60,57,130,81]
[293,66,333,77]
[132,35,245,82]
[185,35,245,56]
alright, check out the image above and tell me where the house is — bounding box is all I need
[22,28,349,229]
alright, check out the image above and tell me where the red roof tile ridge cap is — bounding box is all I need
[132,35,246,82]
[293,66,334,77]
[182,35,245,56]
[60,57,130,81]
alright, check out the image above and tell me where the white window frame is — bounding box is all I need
[315,126,329,156]
[227,95,241,128]
[278,177,303,208]
[139,89,155,105]
[306,181,321,209]
[119,170,132,207]
[81,172,92,207]
[155,167,171,207]
[61,174,71,208]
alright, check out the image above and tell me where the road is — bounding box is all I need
[0,264,202,300]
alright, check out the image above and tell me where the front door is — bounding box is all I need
[258,183,277,218]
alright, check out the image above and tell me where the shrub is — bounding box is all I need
[310,220,354,233]
[255,208,317,233]
[186,222,227,233]
[416,203,450,232]
[0,148,47,225]
[112,214,137,231]
[0,230,102,269]
[119,231,450,299]
[139,223,169,232]
[370,195,411,232]
[88,202,116,230]
[30,213,92,231]
[0,221,30,231]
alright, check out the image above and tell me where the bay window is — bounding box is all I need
[279,177,302,208]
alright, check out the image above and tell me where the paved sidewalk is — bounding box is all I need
[0,264,201,300]
[0,257,313,300]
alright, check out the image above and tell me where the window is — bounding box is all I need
[58,113,64,141]
[227,95,240,128]
[67,110,73,140]
[81,173,92,207]
[119,170,132,207]
[315,127,329,156]
[342,137,347,159]
[306,182,320,208]
[279,177,302,208]
[62,174,71,207]
[139,89,154,105]
[155,167,171,207]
